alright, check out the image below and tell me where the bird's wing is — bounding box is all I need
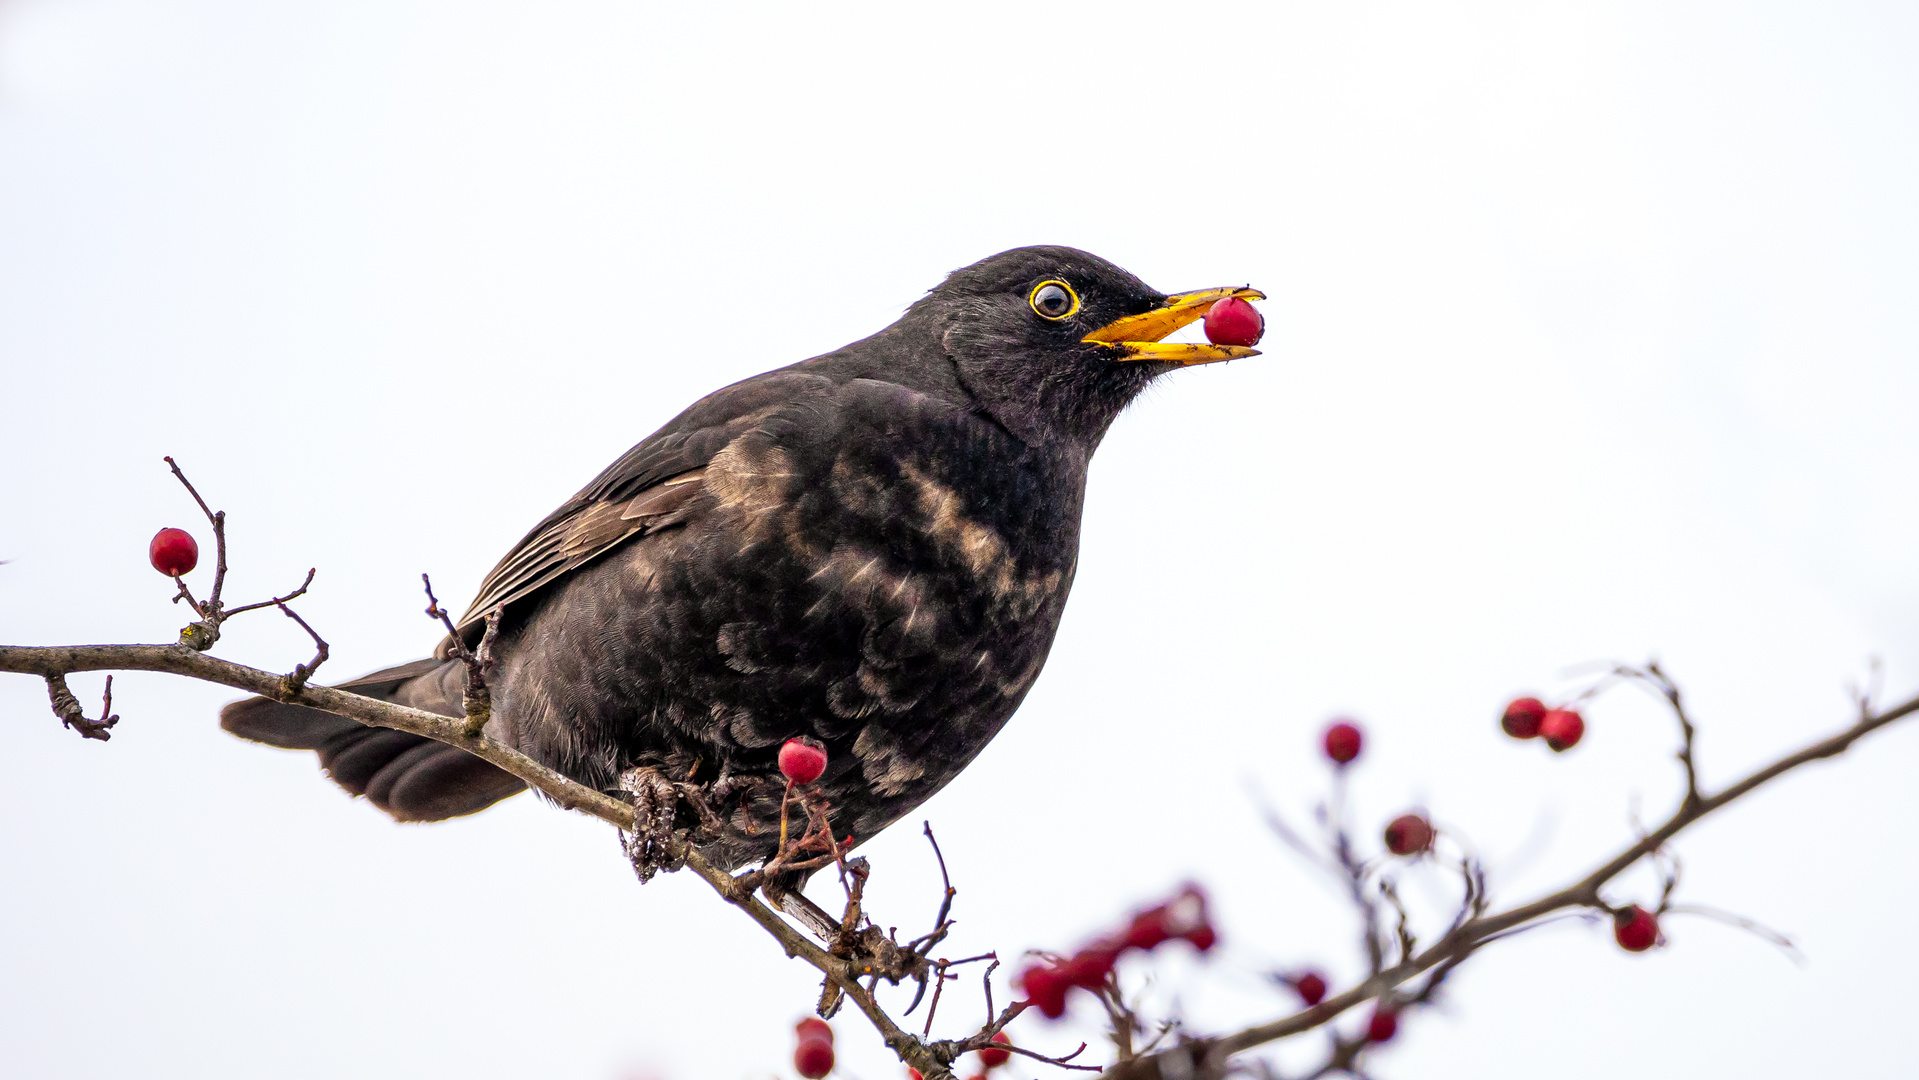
[451,370,835,639]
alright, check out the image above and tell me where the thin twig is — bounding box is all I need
[222,568,317,617]
[1664,903,1803,962]
[163,456,229,647]
[422,573,500,736]
[275,601,329,695]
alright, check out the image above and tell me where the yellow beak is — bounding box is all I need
[1082,286,1266,365]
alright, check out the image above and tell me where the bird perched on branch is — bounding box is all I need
[223,246,1263,875]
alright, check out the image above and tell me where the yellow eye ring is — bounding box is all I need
[1028,280,1080,321]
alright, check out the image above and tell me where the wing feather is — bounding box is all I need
[448,371,834,640]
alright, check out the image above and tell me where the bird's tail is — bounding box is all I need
[220,658,525,822]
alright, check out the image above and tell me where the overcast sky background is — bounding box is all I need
[3,3,1916,1078]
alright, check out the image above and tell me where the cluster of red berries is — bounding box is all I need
[148,528,199,578]
[1321,713,1658,956]
[1203,296,1265,348]
[1018,885,1217,1020]
[1500,697,1585,752]
[794,1018,835,1079]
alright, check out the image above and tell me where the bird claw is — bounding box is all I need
[619,766,686,883]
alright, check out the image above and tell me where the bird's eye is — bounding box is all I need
[1028,280,1080,321]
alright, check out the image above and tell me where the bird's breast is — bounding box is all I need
[686,409,1082,780]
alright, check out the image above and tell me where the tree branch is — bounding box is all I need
[0,640,967,1078]
[1098,686,1919,1080]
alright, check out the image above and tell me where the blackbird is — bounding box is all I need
[223,245,1262,874]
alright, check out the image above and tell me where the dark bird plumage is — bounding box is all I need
[222,246,1261,870]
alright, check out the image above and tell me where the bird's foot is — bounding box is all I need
[619,766,686,883]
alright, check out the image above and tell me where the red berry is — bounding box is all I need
[795,1037,835,1078]
[148,528,199,578]
[795,1017,833,1044]
[1383,813,1434,856]
[1123,908,1171,951]
[1019,965,1068,1019]
[1501,696,1547,739]
[1539,709,1585,752]
[1293,971,1327,1006]
[1322,720,1363,765]
[1061,942,1120,990]
[779,737,828,785]
[1203,296,1265,348]
[977,1032,1012,1069]
[1614,906,1659,952]
[1366,1007,1398,1043]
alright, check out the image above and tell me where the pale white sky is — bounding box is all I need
[2,3,1915,1079]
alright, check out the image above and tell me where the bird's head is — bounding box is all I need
[912,245,1263,446]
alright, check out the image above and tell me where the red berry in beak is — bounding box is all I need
[148,528,199,578]
[1322,720,1363,765]
[1539,709,1585,752]
[1292,971,1327,1006]
[1366,1007,1399,1043]
[1383,813,1435,856]
[795,1018,833,1044]
[779,737,828,785]
[1500,697,1547,739]
[794,1036,835,1078]
[1203,296,1265,348]
[977,1032,1012,1068]
[1614,906,1659,952]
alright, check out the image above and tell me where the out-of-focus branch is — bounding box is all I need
[1100,685,1919,1080]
